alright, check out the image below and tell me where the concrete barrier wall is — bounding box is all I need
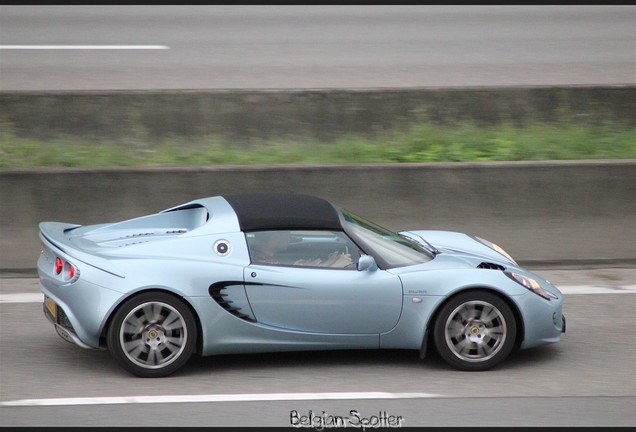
[2,86,635,144]
[2,160,634,274]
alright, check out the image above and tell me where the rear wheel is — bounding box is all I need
[433,290,516,371]
[107,291,197,378]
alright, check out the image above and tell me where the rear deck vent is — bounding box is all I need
[125,232,155,238]
[120,241,150,247]
[477,262,505,271]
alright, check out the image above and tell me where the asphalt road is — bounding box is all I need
[1,5,634,91]
[1,267,635,427]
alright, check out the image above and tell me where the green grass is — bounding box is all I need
[1,121,634,168]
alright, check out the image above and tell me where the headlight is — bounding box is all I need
[475,236,517,264]
[505,271,558,300]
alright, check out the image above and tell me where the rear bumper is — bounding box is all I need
[43,296,98,350]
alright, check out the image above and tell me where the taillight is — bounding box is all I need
[53,257,79,282]
[55,257,63,275]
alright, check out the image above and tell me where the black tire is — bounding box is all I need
[107,291,197,378]
[433,290,516,371]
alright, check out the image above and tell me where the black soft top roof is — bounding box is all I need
[223,192,342,231]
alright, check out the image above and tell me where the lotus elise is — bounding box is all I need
[38,192,565,377]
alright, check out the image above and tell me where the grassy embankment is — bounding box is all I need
[1,121,634,168]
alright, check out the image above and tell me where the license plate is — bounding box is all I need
[44,297,57,319]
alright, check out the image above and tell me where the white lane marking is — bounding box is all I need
[0,392,438,407]
[2,286,635,304]
[0,45,169,50]
[558,285,636,295]
[0,293,43,303]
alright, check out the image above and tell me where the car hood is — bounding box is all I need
[400,230,515,266]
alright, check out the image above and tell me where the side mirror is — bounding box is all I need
[357,255,377,272]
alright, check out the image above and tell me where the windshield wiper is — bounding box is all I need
[399,232,440,256]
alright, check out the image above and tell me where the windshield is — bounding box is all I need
[340,208,433,268]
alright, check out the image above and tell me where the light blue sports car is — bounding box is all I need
[38,192,565,377]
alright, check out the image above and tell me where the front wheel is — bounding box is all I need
[107,291,197,378]
[433,290,516,371]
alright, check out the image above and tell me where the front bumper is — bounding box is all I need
[517,289,566,350]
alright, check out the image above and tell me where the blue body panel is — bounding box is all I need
[37,194,565,363]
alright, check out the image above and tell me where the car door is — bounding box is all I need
[243,264,403,334]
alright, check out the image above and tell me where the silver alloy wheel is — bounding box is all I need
[444,300,507,363]
[119,301,188,369]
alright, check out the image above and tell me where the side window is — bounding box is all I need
[246,230,360,269]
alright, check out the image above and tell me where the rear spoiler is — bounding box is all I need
[39,222,125,278]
